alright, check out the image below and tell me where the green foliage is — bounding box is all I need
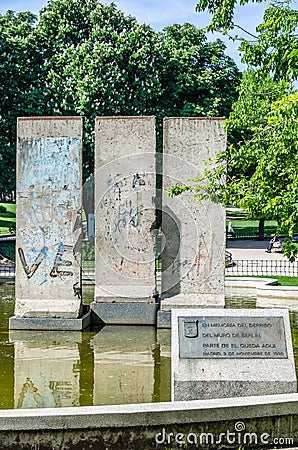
[227,90,298,255]
[195,0,298,84]
[159,24,240,118]
[196,0,265,31]
[0,202,16,234]
[238,4,298,83]
[217,73,294,216]
[189,0,298,260]
[0,10,42,200]
[0,0,240,192]
[82,240,95,262]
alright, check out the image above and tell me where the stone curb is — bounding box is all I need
[0,393,297,431]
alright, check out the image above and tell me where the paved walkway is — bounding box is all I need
[226,239,298,277]
[226,239,286,261]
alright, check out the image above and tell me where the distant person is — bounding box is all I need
[227,221,235,238]
[266,235,279,253]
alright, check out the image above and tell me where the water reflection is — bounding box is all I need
[0,286,297,409]
[0,301,172,409]
[225,293,256,309]
[11,331,81,408]
[92,327,156,405]
[0,284,15,409]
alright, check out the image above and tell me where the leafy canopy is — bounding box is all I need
[170,0,298,260]
[0,0,240,193]
[0,10,42,200]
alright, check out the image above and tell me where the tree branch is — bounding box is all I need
[233,23,259,39]
[226,32,258,42]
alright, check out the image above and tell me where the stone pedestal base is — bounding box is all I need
[94,285,155,303]
[157,310,172,329]
[173,380,297,401]
[9,311,91,331]
[172,308,297,401]
[13,298,83,319]
[161,294,224,310]
[91,301,159,325]
[157,294,224,328]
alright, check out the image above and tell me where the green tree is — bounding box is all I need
[37,2,239,175]
[186,0,298,259]
[0,0,240,196]
[36,0,164,177]
[0,10,42,200]
[223,71,291,238]
[158,23,240,118]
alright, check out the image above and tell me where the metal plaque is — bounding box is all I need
[178,316,288,359]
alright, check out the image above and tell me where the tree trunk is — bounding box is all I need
[259,218,265,239]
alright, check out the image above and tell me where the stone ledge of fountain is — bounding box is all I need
[157,294,225,329]
[225,277,278,294]
[225,277,298,311]
[0,394,297,449]
[90,301,159,325]
[0,393,296,430]
[257,285,298,311]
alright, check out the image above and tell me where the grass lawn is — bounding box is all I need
[227,218,278,237]
[231,219,277,235]
[82,260,95,269]
[0,203,16,214]
[0,202,16,234]
[226,210,298,237]
[267,276,298,287]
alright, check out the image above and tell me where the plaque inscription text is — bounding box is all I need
[178,316,287,359]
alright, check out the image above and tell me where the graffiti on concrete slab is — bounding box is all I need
[18,242,77,279]
[171,259,189,275]
[100,172,150,239]
[132,173,146,190]
[17,136,82,289]
[113,200,144,233]
[18,247,47,279]
[97,170,155,279]
[50,243,73,277]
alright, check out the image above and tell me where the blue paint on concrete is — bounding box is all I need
[40,246,48,256]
